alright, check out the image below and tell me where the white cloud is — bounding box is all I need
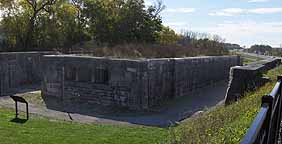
[209,8,245,16]
[163,21,282,47]
[209,7,282,16]
[248,0,270,3]
[164,22,188,27]
[163,22,190,30]
[193,21,282,47]
[144,0,153,7]
[264,22,282,26]
[249,8,282,14]
[165,8,196,13]
[210,21,282,34]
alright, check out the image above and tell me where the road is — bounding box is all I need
[238,51,279,60]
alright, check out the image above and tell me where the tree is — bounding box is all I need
[156,26,180,45]
[0,0,90,51]
[0,0,58,50]
[0,0,27,50]
[50,0,90,52]
[83,0,164,45]
[24,0,57,50]
[248,45,272,54]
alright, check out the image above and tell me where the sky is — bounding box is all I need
[145,0,282,47]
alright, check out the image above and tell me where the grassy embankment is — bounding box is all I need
[169,66,282,144]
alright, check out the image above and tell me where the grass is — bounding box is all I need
[0,108,168,144]
[170,66,282,144]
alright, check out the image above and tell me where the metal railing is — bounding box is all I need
[241,76,282,144]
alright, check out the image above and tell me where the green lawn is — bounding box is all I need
[170,66,282,144]
[0,108,168,144]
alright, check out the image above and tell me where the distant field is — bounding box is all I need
[0,108,168,144]
[239,54,264,64]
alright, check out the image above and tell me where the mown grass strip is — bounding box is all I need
[0,108,168,144]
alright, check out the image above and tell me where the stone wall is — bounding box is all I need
[173,56,241,98]
[42,55,241,110]
[225,59,281,105]
[42,56,149,110]
[0,52,56,95]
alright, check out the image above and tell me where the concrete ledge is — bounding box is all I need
[224,59,281,105]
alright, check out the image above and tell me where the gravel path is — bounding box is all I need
[0,92,134,126]
[0,81,229,127]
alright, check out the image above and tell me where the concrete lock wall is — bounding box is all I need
[173,56,241,98]
[0,52,56,95]
[42,55,241,110]
[225,59,281,105]
[42,56,149,110]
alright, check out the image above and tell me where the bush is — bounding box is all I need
[71,43,229,58]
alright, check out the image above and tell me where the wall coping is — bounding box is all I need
[43,54,239,62]
[0,51,55,55]
[232,59,280,71]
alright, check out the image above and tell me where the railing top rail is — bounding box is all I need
[269,81,281,117]
[269,81,281,98]
[240,104,269,144]
[241,76,282,144]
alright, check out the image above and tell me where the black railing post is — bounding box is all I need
[26,103,29,120]
[277,76,282,83]
[261,94,274,144]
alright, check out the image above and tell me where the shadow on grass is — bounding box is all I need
[10,118,28,124]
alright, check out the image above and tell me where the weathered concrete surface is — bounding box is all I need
[0,52,56,96]
[225,59,281,105]
[42,55,241,111]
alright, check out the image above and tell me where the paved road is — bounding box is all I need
[0,81,229,127]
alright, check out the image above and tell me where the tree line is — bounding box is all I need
[245,45,282,57]
[0,0,164,51]
[0,0,228,57]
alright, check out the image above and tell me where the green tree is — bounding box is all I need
[0,0,57,50]
[247,45,272,54]
[156,26,180,45]
[0,0,90,51]
[83,0,163,45]
[24,0,57,50]
[49,0,90,51]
